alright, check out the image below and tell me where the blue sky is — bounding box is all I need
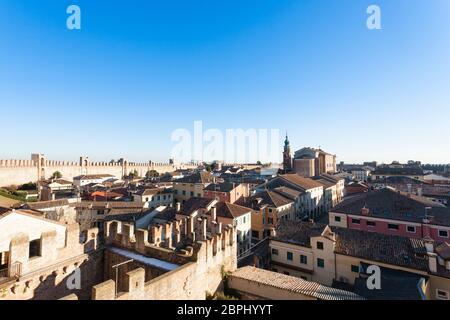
[1,0,449,164]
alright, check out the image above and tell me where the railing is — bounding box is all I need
[0,262,22,280]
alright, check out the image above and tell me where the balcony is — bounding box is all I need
[0,262,22,285]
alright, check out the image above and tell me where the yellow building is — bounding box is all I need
[269,220,450,300]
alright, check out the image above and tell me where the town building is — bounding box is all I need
[257,174,325,220]
[269,220,450,300]
[328,187,450,242]
[132,188,173,209]
[172,171,213,203]
[240,190,295,241]
[227,266,363,300]
[292,147,337,177]
[38,179,77,201]
[73,174,117,187]
[203,182,249,204]
[372,162,424,180]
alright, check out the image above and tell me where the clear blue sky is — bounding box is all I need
[1,0,449,164]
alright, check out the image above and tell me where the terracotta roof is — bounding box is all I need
[274,220,430,274]
[74,174,115,180]
[436,242,450,260]
[215,202,252,219]
[272,186,303,200]
[75,201,144,210]
[174,171,213,184]
[331,188,450,226]
[134,188,171,196]
[272,221,328,247]
[333,227,429,272]
[248,190,293,209]
[178,197,216,216]
[231,266,364,300]
[204,182,238,193]
[280,174,324,190]
[25,199,70,210]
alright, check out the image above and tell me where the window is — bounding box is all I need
[334,216,341,222]
[268,218,273,224]
[300,255,307,264]
[388,224,399,230]
[438,230,449,238]
[317,258,325,268]
[351,265,360,273]
[287,252,293,261]
[0,251,9,269]
[317,241,324,250]
[145,198,149,202]
[367,221,376,227]
[436,289,449,300]
[252,230,259,238]
[29,239,41,258]
[352,218,360,224]
[407,226,416,233]
[271,248,279,256]
[182,190,186,195]
[97,210,105,215]
[197,193,201,197]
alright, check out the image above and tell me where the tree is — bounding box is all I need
[51,171,62,179]
[256,161,262,165]
[145,170,159,178]
[129,169,139,179]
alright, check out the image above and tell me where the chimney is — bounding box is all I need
[417,187,423,197]
[217,222,222,234]
[361,207,370,216]
[176,202,181,212]
[428,252,437,273]
[424,237,434,253]
[211,206,217,221]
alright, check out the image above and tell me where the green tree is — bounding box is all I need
[129,169,139,179]
[51,171,62,179]
[145,170,159,178]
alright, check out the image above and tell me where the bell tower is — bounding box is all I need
[282,133,292,173]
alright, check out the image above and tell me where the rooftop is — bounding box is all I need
[231,266,364,300]
[331,188,450,226]
[215,202,252,219]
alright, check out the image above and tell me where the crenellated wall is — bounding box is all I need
[89,218,237,300]
[0,217,103,300]
[0,154,197,187]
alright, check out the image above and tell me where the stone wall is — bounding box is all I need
[0,154,197,187]
[0,220,104,300]
[89,219,237,300]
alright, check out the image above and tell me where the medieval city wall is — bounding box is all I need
[0,155,196,187]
